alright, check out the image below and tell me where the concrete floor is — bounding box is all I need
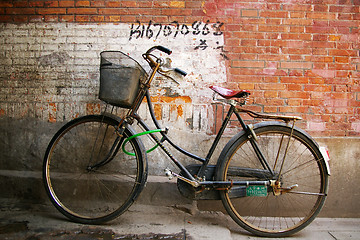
[1,199,359,240]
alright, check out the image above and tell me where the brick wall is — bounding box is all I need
[0,0,359,137]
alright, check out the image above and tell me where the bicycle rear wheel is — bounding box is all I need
[216,123,328,237]
[43,115,147,224]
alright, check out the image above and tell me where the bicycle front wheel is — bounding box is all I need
[43,115,147,224]
[216,123,328,237]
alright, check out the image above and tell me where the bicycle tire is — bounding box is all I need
[43,115,147,224]
[216,122,328,237]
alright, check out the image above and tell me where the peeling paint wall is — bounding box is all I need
[0,22,226,133]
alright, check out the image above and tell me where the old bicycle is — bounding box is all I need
[43,46,330,237]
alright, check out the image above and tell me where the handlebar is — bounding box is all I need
[143,46,187,82]
[145,45,172,57]
[174,68,187,77]
[155,46,172,55]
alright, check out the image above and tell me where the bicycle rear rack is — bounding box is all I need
[236,107,302,123]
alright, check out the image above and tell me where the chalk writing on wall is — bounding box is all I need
[129,20,224,41]
[129,20,227,59]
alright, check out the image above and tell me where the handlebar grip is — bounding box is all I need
[174,68,187,76]
[156,46,172,55]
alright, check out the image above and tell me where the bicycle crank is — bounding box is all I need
[164,168,200,187]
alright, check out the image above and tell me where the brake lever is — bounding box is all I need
[158,70,180,85]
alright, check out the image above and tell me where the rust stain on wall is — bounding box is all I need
[177,105,183,118]
[48,103,56,123]
[154,104,162,120]
[150,95,192,104]
[86,103,101,115]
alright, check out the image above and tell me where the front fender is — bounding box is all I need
[101,113,149,184]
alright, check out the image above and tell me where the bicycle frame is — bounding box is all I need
[115,49,300,189]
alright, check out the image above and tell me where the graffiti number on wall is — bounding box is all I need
[129,20,224,41]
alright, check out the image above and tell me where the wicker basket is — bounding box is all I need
[99,51,148,108]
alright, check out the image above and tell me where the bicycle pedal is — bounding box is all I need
[164,168,173,180]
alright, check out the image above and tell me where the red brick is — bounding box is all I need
[283,4,311,12]
[13,15,28,22]
[329,49,358,57]
[279,106,308,113]
[280,91,310,99]
[0,15,13,22]
[241,9,258,18]
[290,26,305,33]
[29,15,44,22]
[290,11,305,18]
[59,15,74,22]
[13,1,28,7]
[59,1,75,7]
[264,106,278,113]
[137,1,152,8]
[281,77,309,84]
[283,18,312,26]
[307,12,336,20]
[90,1,105,7]
[99,8,128,15]
[258,83,286,90]
[44,1,59,7]
[120,15,137,22]
[76,1,90,7]
[29,1,44,7]
[6,8,35,14]
[287,99,302,106]
[258,25,289,32]
[36,8,66,14]
[282,47,312,55]
[311,56,333,62]
[314,4,328,12]
[338,13,353,20]
[264,90,278,98]
[44,15,58,22]
[304,85,332,92]
[170,1,185,8]
[90,15,104,22]
[306,26,336,34]
[329,5,359,13]
[106,1,121,7]
[0,2,12,7]
[241,39,257,46]
[108,15,121,22]
[330,20,359,28]
[287,84,302,91]
[232,60,265,68]
[161,8,191,16]
[280,62,312,69]
[67,8,98,14]
[260,11,288,18]
[75,15,90,22]
[308,41,335,48]
[281,33,312,40]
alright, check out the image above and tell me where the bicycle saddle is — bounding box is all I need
[210,86,250,99]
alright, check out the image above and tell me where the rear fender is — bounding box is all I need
[215,121,330,177]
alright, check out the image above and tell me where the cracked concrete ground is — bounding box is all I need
[0,199,359,240]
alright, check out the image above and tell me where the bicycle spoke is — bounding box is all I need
[43,115,145,224]
[218,124,328,237]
